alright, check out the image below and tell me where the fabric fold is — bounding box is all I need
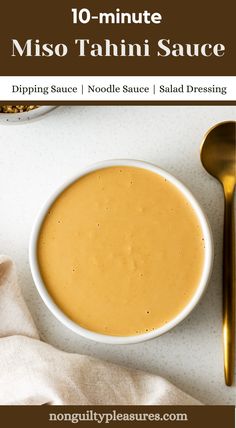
[0,256,200,405]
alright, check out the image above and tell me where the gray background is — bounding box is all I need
[0,106,235,404]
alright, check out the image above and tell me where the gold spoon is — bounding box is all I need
[200,121,236,386]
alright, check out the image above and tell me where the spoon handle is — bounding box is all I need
[223,184,235,386]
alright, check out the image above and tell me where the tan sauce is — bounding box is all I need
[37,166,205,336]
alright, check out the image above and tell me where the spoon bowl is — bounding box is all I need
[201,121,236,182]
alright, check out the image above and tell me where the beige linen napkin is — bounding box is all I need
[0,255,200,405]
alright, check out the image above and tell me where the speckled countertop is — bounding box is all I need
[0,106,235,404]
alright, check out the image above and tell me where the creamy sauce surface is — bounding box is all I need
[38,166,205,336]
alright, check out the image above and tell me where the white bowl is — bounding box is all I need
[29,159,213,344]
[0,106,57,125]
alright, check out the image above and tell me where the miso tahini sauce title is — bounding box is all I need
[11,7,226,58]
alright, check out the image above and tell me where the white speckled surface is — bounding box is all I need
[0,106,235,405]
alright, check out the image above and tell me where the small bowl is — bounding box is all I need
[0,106,57,125]
[29,159,213,344]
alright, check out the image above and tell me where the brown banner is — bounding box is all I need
[0,406,235,428]
[1,101,235,106]
[0,0,235,76]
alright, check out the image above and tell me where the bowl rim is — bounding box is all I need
[29,159,214,345]
[0,106,57,124]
